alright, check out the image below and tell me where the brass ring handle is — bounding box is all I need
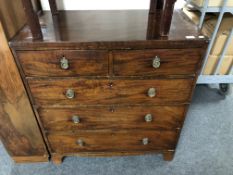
[72,115,80,124]
[142,138,149,145]
[60,56,69,70]
[66,89,75,99]
[147,88,156,98]
[152,56,160,69]
[145,114,153,122]
[76,139,85,147]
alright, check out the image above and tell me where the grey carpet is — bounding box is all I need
[0,85,232,175]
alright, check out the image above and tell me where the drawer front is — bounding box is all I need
[28,78,194,106]
[17,50,108,76]
[48,130,178,153]
[39,106,186,132]
[113,49,202,76]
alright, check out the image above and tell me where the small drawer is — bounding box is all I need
[16,50,108,76]
[28,78,194,106]
[47,130,179,153]
[113,49,202,76]
[38,106,186,132]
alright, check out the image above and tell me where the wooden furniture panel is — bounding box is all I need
[17,50,109,77]
[28,78,194,106]
[0,22,48,162]
[10,10,208,49]
[21,0,42,39]
[39,106,186,132]
[48,0,58,15]
[0,0,41,40]
[48,130,179,153]
[0,0,26,40]
[113,49,202,76]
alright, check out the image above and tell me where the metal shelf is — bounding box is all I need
[186,0,233,85]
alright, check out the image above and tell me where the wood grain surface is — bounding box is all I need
[17,50,109,76]
[0,22,48,159]
[113,49,202,76]
[47,130,179,153]
[38,105,186,131]
[21,0,42,39]
[28,78,194,106]
[9,10,208,50]
[0,0,26,40]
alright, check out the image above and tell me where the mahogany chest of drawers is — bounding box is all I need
[9,9,208,164]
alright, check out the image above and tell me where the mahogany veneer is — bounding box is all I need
[38,106,186,131]
[0,21,48,163]
[17,50,109,76]
[113,49,202,76]
[28,78,194,106]
[10,9,208,164]
[47,130,179,153]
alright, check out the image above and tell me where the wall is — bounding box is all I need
[40,0,150,10]
[40,0,184,11]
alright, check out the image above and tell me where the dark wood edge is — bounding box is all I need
[48,0,59,15]
[9,40,208,51]
[44,128,181,135]
[37,104,189,109]
[51,150,175,157]
[21,0,43,40]
[33,108,53,155]
[163,150,175,161]
[25,75,195,79]
[13,155,48,163]
[32,103,191,109]
[108,51,113,77]
[36,0,43,12]
[149,0,157,13]
[159,0,177,36]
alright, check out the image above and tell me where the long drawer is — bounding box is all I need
[39,106,186,132]
[47,130,179,153]
[16,50,109,76]
[28,78,194,106]
[113,49,202,76]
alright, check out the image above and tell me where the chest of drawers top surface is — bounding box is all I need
[9,10,207,50]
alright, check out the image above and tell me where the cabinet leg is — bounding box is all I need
[163,151,175,161]
[51,154,63,165]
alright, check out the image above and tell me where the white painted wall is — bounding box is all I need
[40,0,151,10]
[40,0,185,11]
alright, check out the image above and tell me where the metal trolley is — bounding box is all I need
[186,0,233,95]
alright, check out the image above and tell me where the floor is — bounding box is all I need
[0,85,233,175]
